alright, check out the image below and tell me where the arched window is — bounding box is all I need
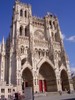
[38,50,41,58]
[49,21,52,28]
[25,27,28,36]
[21,58,26,66]
[42,50,45,56]
[53,21,55,29]
[25,10,27,17]
[55,32,60,42]
[20,9,23,16]
[46,50,49,57]
[52,32,54,40]
[20,26,23,36]
[21,46,24,54]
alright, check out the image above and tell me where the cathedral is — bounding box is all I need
[0,0,74,98]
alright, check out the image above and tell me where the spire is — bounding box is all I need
[15,0,20,5]
[1,37,5,52]
[0,42,1,53]
[2,37,4,45]
[15,0,20,2]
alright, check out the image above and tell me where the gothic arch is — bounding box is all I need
[59,64,67,75]
[37,58,55,74]
[55,32,60,42]
[20,9,23,16]
[20,46,24,54]
[38,60,57,92]
[25,10,27,17]
[22,67,33,80]
[21,61,32,76]
[22,67,33,90]
[60,69,70,91]
[25,26,28,36]
[19,26,23,36]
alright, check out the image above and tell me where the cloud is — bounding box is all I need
[66,35,75,42]
[70,64,75,75]
[71,67,75,77]
[61,34,75,42]
[61,34,65,40]
[71,67,75,72]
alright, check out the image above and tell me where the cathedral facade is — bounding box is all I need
[0,0,74,97]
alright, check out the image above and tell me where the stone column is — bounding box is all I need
[16,56,22,93]
[9,53,12,85]
[55,68,62,92]
[68,71,74,92]
[43,80,47,92]
[65,52,74,92]
[69,79,74,92]
[33,70,39,93]
[35,77,39,93]
[56,78,62,92]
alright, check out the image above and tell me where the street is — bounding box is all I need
[34,92,75,100]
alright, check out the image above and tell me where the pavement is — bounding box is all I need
[34,92,75,100]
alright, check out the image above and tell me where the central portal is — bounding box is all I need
[39,62,57,92]
[22,68,33,91]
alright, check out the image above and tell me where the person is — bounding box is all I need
[12,89,15,100]
[59,90,62,95]
[65,88,67,93]
[11,92,15,100]
[67,90,70,94]
[15,93,18,100]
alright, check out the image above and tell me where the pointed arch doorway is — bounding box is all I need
[38,62,57,92]
[61,70,70,91]
[22,68,33,91]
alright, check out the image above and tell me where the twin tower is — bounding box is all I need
[0,0,74,96]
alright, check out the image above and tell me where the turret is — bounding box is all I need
[0,37,5,82]
[1,37,5,53]
[12,0,32,37]
[0,43,1,53]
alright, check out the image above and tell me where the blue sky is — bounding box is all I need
[0,0,75,71]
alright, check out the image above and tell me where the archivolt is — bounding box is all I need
[37,58,55,75]
[21,61,32,76]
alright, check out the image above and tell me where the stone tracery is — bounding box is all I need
[0,0,74,97]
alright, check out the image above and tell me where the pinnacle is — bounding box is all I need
[2,37,4,45]
[15,0,20,1]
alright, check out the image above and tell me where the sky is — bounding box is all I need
[0,0,75,72]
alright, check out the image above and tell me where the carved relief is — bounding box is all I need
[0,0,73,94]
[34,30,45,40]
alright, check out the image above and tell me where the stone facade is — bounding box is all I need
[0,0,74,98]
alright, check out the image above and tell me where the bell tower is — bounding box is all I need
[11,0,32,38]
[0,38,5,82]
[8,0,32,87]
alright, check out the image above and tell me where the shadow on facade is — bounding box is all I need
[62,98,75,100]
